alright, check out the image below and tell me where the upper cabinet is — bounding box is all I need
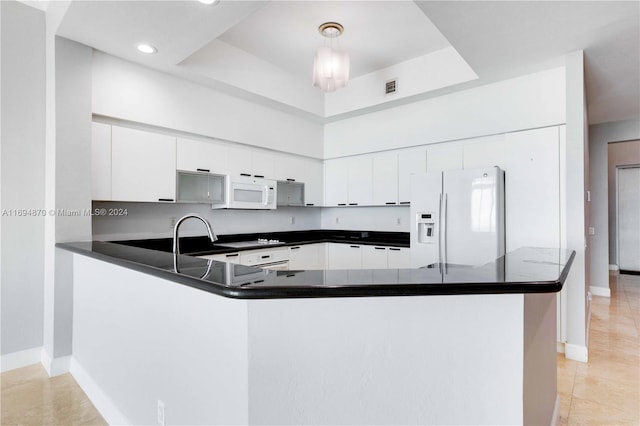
[303,159,324,206]
[372,152,398,206]
[176,137,228,174]
[111,126,177,202]
[92,122,112,201]
[274,154,306,182]
[325,156,374,207]
[227,145,275,178]
[397,147,427,205]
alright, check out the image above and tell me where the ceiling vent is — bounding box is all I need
[385,78,398,95]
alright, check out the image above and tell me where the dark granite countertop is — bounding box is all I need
[57,231,575,299]
[111,230,410,256]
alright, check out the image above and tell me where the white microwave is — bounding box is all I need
[213,175,277,210]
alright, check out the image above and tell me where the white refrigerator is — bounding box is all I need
[410,167,505,268]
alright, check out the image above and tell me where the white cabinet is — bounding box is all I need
[176,137,228,174]
[289,243,326,269]
[240,247,288,266]
[387,247,411,268]
[200,252,241,264]
[92,122,112,200]
[348,156,373,206]
[111,126,176,202]
[398,147,427,204]
[503,127,560,251]
[275,154,306,183]
[362,245,389,269]
[324,158,349,206]
[304,159,324,206]
[227,145,275,179]
[372,152,398,206]
[327,243,362,269]
[426,143,463,172]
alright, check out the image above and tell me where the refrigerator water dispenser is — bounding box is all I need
[417,212,437,244]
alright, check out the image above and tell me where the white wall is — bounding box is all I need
[608,139,640,265]
[1,1,46,357]
[92,51,324,159]
[324,67,566,158]
[588,120,640,288]
[92,202,322,241]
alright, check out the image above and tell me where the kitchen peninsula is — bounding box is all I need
[58,230,574,425]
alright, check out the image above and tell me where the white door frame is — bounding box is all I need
[616,164,640,271]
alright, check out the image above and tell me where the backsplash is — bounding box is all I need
[92,202,322,241]
[320,206,410,233]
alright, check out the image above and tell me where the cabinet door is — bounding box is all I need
[327,243,362,269]
[251,150,275,179]
[176,137,228,174]
[426,144,463,172]
[372,152,398,206]
[462,134,507,170]
[304,159,324,206]
[504,126,560,251]
[201,252,241,264]
[111,126,176,202]
[227,145,253,177]
[397,147,427,205]
[324,158,349,206]
[289,244,324,270]
[362,245,389,269]
[348,155,373,206]
[92,122,112,200]
[275,154,306,182]
[387,247,411,268]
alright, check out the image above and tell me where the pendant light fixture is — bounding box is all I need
[312,22,350,93]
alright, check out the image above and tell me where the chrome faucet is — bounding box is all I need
[173,214,217,255]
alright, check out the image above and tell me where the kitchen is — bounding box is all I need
[2,0,639,425]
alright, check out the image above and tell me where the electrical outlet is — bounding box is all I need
[335,216,339,224]
[588,227,595,235]
[289,216,295,225]
[157,400,165,426]
[396,217,401,225]
[170,217,177,229]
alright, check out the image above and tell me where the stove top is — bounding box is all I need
[216,239,283,249]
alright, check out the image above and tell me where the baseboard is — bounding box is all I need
[556,342,565,354]
[550,394,561,426]
[590,285,611,298]
[40,349,71,377]
[0,347,43,372]
[70,357,130,425]
[565,343,588,362]
[609,264,619,271]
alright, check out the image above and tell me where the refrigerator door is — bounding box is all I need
[410,172,443,268]
[442,167,505,266]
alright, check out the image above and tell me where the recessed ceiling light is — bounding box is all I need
[199,0,220,5]
[136,44,157,54]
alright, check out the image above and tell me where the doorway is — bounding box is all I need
[617,166,640,273]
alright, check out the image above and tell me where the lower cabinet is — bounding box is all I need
[327,243,362,270]
[327,243,411,270]
[288,243,326,270]
[387,247,411,268]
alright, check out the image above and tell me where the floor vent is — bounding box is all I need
[385,79,398,95]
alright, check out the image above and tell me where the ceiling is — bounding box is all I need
[56,0,639,124]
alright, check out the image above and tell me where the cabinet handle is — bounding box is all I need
[253,174,265,178]
[389,248,401,251]
[290,246,301,250]
[375,247,386,250]
[225,253,239,257]
[305,203,315,206]
[261,255,271,259]
[350,245,360,248]
[348,203,358,206]
[338,203,346,206]
[286,178,296,182]
[399,201,410,205]
[286,274,296,278]
[385,202,396,205]
[158,198,174,202]
[253,280,264,284]
[240,173,251,177]
[196,168,210,173]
